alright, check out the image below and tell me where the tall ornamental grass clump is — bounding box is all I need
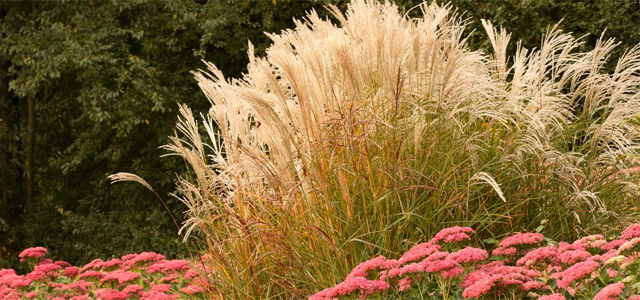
[112,0,640,298]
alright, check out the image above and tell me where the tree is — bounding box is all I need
[0,0,348,268]
[1,0,205,267]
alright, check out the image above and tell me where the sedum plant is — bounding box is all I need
[0,247,211,299]
[112,0,640,298]
[310,224,640,300]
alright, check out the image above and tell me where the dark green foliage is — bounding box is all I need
[414,0,640,72]
[0,0,205,268]
[0,0,349,269]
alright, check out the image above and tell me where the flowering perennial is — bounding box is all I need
[311,224,640,299]
[594,282,625,300]
[18,247,48,262]
[0,249,212,299]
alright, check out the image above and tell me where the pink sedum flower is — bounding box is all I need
[0,269,17,277]
[33,263,62,276]
[122,284,144,295]
[54,261,71,268]
[0,288,21,300]
[555,249,592,266]
[121,253,138,261]
[538,293,565,300]
[59,280,94,294]
[493,233,544,258]
[521,280,549,292]
[450,247,488,265]
[18,247,48,262]
[347,256,387,278]
[79,270,104,281]
[397,277,412,291]
[25,271,45,281]
[573,234,607,249]
[180,284,205,295]
[116,270,141,285]
[461,274,500,298]
[9,277,31,288]
[461,270,490,288]
[123,252,166,269]
[139,291,180,300]
[597,250,619,264]
[499,233,545,248]
[398,243,441,264]
[146,259,192,274]
[389,251,453,278]
[621,223,640,240]
[440,266,464,278]
[424,258,463,278]
[557,260,600,288]
[149,283,172,293]
[184,269,199,280]
[388,261,424,278]
[339,277,389,298]
[309,276,389,299]
[80,259,104,272]
[602,239,626,251]
[593,282,625,300]
[430,226,475,244]
[161,273,179,283]
[94,288,131,300]
[618,237,640,255]
[517,246,557,268]
[462,263,539,294]
[62,266,80,278]
[101,259,123,271]
[492,246,517,257]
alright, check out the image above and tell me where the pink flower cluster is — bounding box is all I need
[18,247,48,262]
[430,226,475,244]
[0,248,213,299]
[594,282,625,300]
[311,224,640,299]
[311,227,487,300]
[492,232,544,258]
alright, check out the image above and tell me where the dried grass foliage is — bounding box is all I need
[113,1,640,298]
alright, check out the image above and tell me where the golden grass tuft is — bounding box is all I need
[113,1,640,298]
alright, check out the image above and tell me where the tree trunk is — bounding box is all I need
[0,63,10,215]
[26,94,34,213]
[0,61,23,260]
[0,61,21,219]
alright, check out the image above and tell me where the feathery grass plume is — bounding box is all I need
[116,0,640,298]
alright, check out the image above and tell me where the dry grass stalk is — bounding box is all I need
[113,1,640,298]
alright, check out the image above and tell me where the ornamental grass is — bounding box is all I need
[110,0,640,299]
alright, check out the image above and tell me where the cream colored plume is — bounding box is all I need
[168,0,640,237]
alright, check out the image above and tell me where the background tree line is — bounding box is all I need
[0,0,638,270]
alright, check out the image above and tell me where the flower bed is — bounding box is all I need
[311,224,640,300]
[0,248,212,299]
[4,224,640,299]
